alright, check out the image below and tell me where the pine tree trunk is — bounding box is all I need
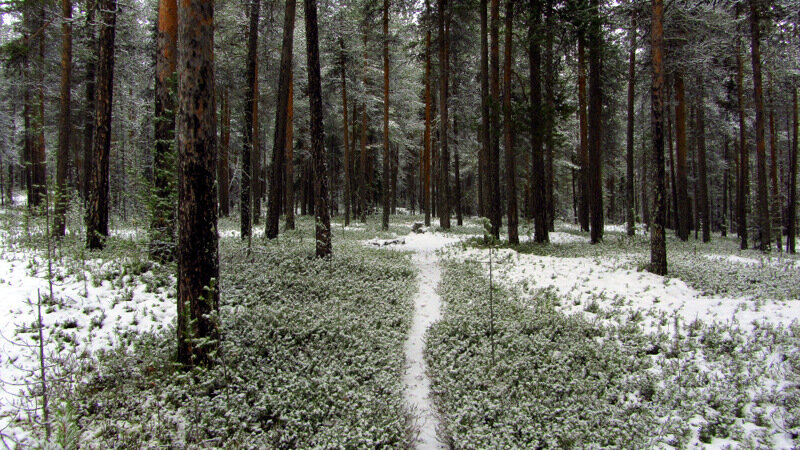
[82,0,96,201]
[423,0,432,226]
[54,0,73,236]
[382,0,391,230]
[749,0,770,252]
[588,0,603,244]
[529,0,546,242]
[544,0,555,232]
[722,137,729,236]
[768,83,781,251]
[242,0,260,231]
[86,0,116,250]
[674,72,689,241]
[438,0,451,229]
[625,15,636,237]
[151,0,177,259]
[252,57,261,225]
[503,0,517,244]
[340,41,350,227]
[218,89,230,217]
[649,0,667,275]
[479,0,489,218]
[577,36,589,232]
[788,87,797,253]
[736,23,749,248]
[266,0,295,238]
[176,0,219,367]
[696,81,710,242]
[30,8,47,209]
[304,0,331,258]
[285,72,295,230]
[488,0,501,238]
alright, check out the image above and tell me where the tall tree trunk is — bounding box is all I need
[788,87,797,253]
[82,0,96,201]
[529,0,546,242]
[438,0,451,229]
[86,0,116,250]
[768,82,781,251]
[423,0,432,226]
[696,80,710,242]
[360,32,369,224]
[736,21,749,249]
[54,0,73,236]
[176,0,219,366]
[29,8,47,209]
[252,57,261,225]
[266,0,295,238]
[503,0,517,243]
[304,0,331,258]
[218,88,230,217]
[151,0,177,259]
[649,0,667,274]
[341,41,351,226]
[722,137,729,236]
[488,0,501,238]
[543,0,555,231]
[577,36,589,231]
[667,78,678,230]
[242,0,260,233]
[479,0,489,218]
[625,15,636,237]
[749,0,770,252]
[587,0,603,244]
[285,72,295,229]
[674,72,689,241]
[382,0,391,230]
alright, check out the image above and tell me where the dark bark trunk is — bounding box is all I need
[788,87,797,253]
[674,72,689,241]
[736,23,749,249]
[722,137,728,236]
[267,0,295,238]
[285,72,295,229]
[86,0,116,250]
[54,0,73,237]
[479,0,489,218]
[341,41,350,227]
[489,0,501,237]
[587,0,603,244]
[176,0,219,367]
[649,0,667,275]
[749,0,770,252]
[218,88,230,217]
[504,0,517,244]
[768,83,781,251]
[382,0,391,230]
[82,0,96,201]
[529,0,546,242]
[438,0,450,229]
[544,0,554,232]
[244,0,261,230]
[696,81,710,242]
[304,0,331,258]
[577,36,589,232]
[625,15,636,237]
[424,0,432,226]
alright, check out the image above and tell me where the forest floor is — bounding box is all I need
[1,199,799,448]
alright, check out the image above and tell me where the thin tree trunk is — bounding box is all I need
[218,88,230,217]
[176,0,219,366]
[381,0,391,230]
[736,20,749,249]
[722,137,729,236]
[625,15,636,236]
[696,80,710,242]
[649,0,667,274]
[479,0,489,218]
[304,0,331,258]
[749,0,770,252]
[252,56,261,225]
[423,0,432,226]
[242,0,260,232]
[266,0,295,238]
[54,0,73,237]
[768,82,781,251]
[86,0,116,250]
[488,0,501,238]
[577,36,589,231]
[788,87,797,253]
[82,0,96,201]
[503,0,517,243]
[340,40,350,226]
[674,72,689,241]
[544,0,555,231]
[285,71,295,229]
[529,0,546,242]
[588,0,603,243]
[438,0,450,229]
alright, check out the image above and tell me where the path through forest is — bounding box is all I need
[400,232,459,449]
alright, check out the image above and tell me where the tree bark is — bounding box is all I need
[423,0,432,226]
[674,72,689,241]
[488,0,501,238]
[438,0,451,229]
[151,0,177,259]
[304,0,331,258]
[736,17,749,249]
[587,0,603,244]
[218,88,230,217]
[285,71,295,230]
[625,15,636,237]
[382,0,391,230]
[577,36,589,231]
[54,0,73,237]
[749,0,770,252]
[479,0,489,218]
[543,0,555,231]
[176,0,219,367]
[504,0,517,244]
[788,87,797,253]
[340,41,351,227]
[696,81,710,242]
[529,0,546,242]
[86,0,116,250]
[266,0,295,238]
[82,0,96,201]
[768,82,781,251]
[243,0,260,231]
[649,0,667,275]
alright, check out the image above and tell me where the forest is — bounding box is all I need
[0,0,799,446]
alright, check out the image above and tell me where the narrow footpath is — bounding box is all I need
[401,233,456,449]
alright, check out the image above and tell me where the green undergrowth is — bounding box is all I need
[427,259,800,448]
[53,235,417,447]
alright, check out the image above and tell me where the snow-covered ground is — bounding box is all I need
[0,235,175,446]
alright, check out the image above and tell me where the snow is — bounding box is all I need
[0,240,175,446]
